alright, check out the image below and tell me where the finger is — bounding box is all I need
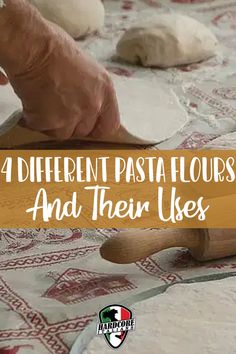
[90,87,120,138]
[43,125,76,140]
[21,111,77,140]
[0,70,9,85]
[22,107,74,132]
[72,113,97,138]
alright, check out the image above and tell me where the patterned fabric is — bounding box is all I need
[1,0,236,353]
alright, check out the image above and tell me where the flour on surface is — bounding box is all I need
[205,132,236,150]
[84,277,236,354]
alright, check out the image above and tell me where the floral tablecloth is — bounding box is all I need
[1,0,236,353]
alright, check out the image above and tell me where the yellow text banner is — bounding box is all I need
[0,150,235,228]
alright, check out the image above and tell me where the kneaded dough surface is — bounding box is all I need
[117,13,218,68]
[84,277,236,354]
[111,75,188,144]
[30,0,105,38]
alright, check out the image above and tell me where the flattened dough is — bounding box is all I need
[117,14,219,68]
[83,277,236,354]
[0,76,188,146]
[111,75,188,144]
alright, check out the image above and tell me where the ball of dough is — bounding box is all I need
[30,0,105,39]
[117,14,219,68]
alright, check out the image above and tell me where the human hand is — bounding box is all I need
[0,1,120,139]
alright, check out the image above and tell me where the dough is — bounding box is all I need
[0,76,188,147]
[83,277,236,354]
[110,75,188,144]
[30,0,105,39]
[117,14,219,68]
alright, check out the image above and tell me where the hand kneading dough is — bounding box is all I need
[117,14,219,68]
[30,0,105,39]
[0,77,188,146]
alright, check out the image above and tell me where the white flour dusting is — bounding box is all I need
[84,277,236,354]
[205,132,236,150]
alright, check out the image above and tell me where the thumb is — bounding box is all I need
[0,70,9,85]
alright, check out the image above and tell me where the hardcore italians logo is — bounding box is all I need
[96,304,135,349]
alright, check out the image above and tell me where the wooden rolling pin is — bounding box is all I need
[100,229,236,264]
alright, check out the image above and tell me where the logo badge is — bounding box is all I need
[97,304,135,349]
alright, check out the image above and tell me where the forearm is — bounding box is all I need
[0,0,52,75]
